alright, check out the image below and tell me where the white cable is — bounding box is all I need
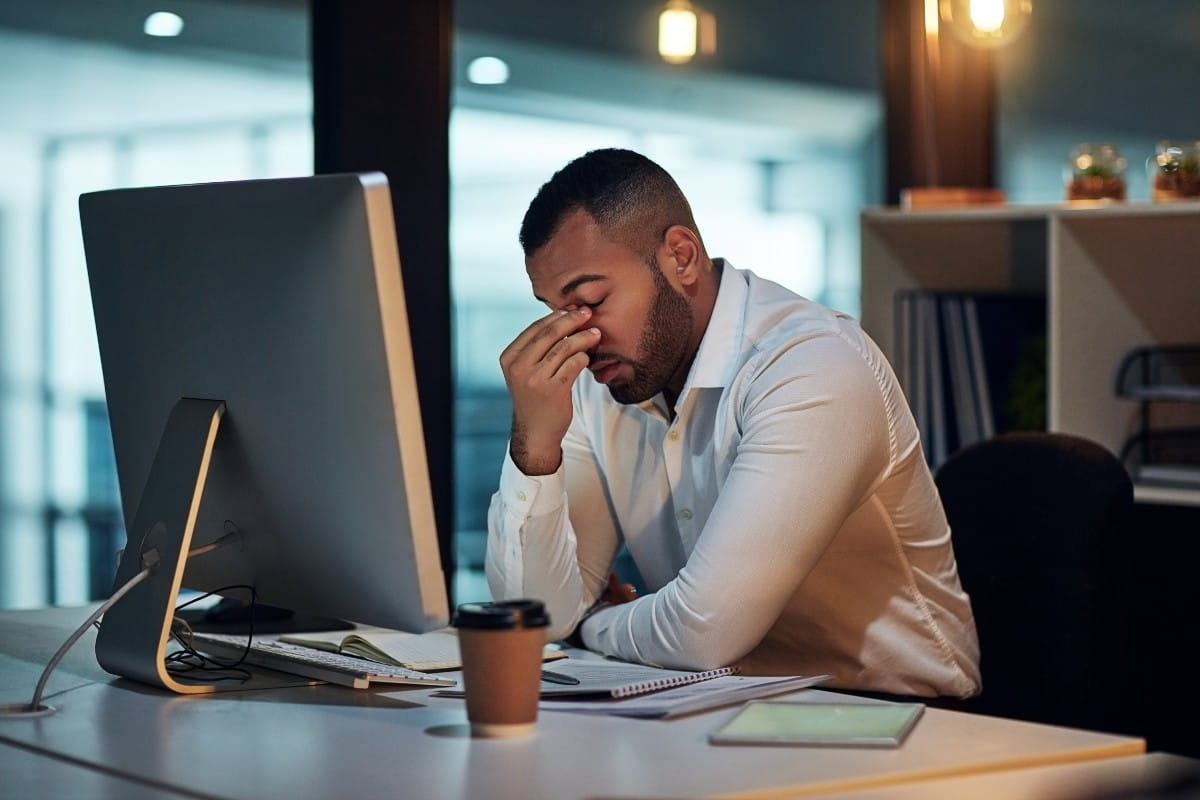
[3,528,239,717]
[0,567,153,717]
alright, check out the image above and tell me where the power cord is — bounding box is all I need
[0,527,250,717]
[0,565,154,718]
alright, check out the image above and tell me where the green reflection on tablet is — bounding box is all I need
[708,701,925,748]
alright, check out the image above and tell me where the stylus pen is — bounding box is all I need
[540,669,580,685]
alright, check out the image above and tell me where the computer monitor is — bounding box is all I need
[79,172,449,693]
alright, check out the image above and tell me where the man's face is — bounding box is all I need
[526,209,693,404]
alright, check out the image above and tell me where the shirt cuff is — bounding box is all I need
[564,601,611,649]
[499,445,568,518]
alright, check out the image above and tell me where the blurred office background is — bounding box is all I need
[0,1,1196,609]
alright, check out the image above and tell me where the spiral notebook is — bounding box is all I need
[432,658,737,699]
[539,673,831,718]
[535,659,739,698]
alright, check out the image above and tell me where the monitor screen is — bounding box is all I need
[79,173,449,660]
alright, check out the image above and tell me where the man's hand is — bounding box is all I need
[599,572,638,605]
[500,306,600,475]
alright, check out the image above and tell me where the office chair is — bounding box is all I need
[934,431,1141,736]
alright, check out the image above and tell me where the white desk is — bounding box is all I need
[1,738,200,799]
[1,605,1147,800]
[796,753,1200,800]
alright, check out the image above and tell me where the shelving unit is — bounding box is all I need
[861,201,1200,507]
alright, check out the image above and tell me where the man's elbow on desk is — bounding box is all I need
[578,602,754,672]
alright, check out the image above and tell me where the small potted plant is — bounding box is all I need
[1065,143,1127,202]
[1150,141,1200,202]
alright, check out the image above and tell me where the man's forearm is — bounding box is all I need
[508,418,563,476]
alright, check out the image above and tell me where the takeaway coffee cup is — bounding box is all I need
[454,599,550,738]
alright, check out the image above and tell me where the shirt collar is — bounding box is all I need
[680,257,747,393]
[632,258,747,418]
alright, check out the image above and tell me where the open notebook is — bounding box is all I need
[279,626,565,671]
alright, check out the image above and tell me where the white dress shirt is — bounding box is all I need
[486,261,981,698]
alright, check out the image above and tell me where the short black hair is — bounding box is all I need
[519,148,701,258]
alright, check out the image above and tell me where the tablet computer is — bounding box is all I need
[708,701,925,748]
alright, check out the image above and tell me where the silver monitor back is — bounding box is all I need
[80,172,448,637]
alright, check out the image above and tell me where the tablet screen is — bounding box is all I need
[708,701,925,748]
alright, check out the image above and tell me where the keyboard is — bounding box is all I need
[189,633,458,690]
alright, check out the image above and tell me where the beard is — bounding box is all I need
[598,258,694,405]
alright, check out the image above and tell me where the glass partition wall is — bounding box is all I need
[0,19,311,608]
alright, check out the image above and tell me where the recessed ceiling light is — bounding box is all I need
[144,11,184,38]
[467,56,509,86]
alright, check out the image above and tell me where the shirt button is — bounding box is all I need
[667,430,681,441]
[678,508,693,521]
[515,490,527,502]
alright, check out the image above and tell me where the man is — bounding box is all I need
[486,148,981,698]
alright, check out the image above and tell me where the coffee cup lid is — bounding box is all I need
[454,599,550,629]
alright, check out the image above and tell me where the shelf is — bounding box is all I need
[860,210,1047,364]
[862,198,1200,224]
[1124,387,1200,402]
[1050,212,1200,457]
[861,203,1200,508]
[1134,483,1200,508]
[1115,345,1200,402]
[862,203,1064,223]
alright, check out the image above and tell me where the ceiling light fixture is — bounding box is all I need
[467,56,510,85]
[143,11,184,38]
[658,1,715,65]
[658,0,698,64]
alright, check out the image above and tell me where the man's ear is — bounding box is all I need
[662,225,702,286]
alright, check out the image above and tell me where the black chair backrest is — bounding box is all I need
[934,431,1137,734]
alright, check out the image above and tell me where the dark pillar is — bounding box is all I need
[311,0,456,599]
[882,0,996,204]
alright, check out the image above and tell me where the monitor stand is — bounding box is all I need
[95,397,228,694]
[176,597,352,635]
